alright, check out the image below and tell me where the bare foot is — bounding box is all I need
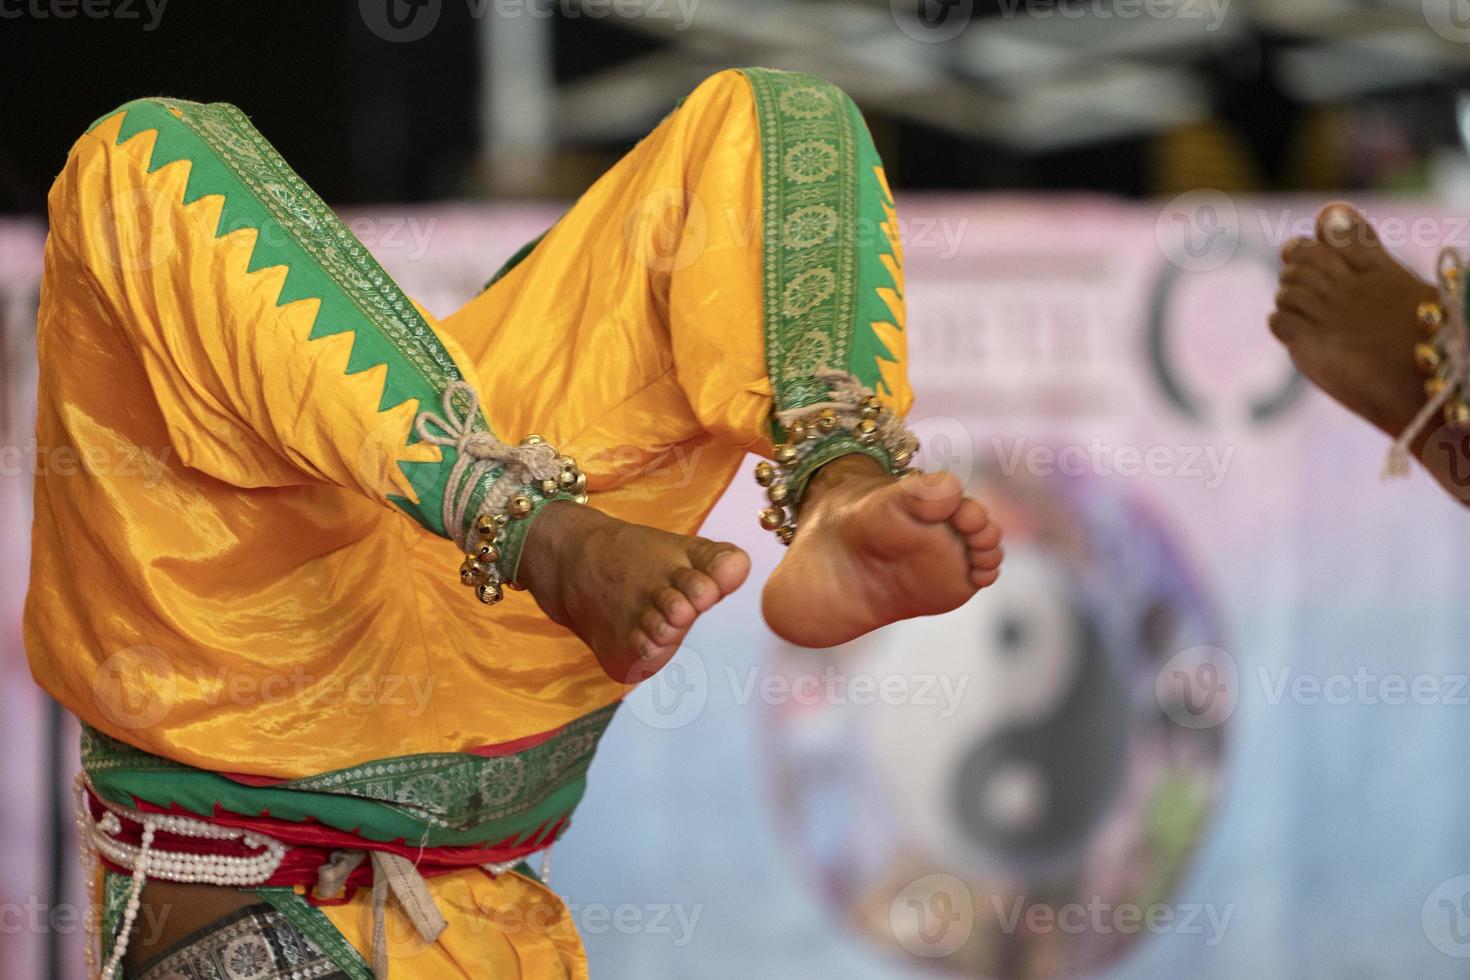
[762,454,1003,648]
[519,501,751,682]
[1271,202,1438,439]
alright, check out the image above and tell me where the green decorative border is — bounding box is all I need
[82,702,617,847]
[91,99,509,544]
[256,887,375,980]
[737,68,904,416]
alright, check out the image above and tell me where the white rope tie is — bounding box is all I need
[414,380,562,549]
[774,368,909,448]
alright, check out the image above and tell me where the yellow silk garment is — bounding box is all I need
[33,68,911,978]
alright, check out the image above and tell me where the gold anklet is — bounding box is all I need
[414,382,587,605]
[754,369,919,544]
[1387,249,1470,477]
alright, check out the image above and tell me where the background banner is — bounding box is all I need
[4,196,1470,978]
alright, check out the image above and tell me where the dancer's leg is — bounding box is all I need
[48,97,748,691]
[446,69,1004,650]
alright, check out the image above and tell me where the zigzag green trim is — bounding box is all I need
[848,107,903,397]
[90,98,499,538]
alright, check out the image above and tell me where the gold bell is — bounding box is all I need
[1447,400,1470,425]
[1415,342,1443,375]
[768,483,790,505]
[558,469,578,490]
[893,450,913,470]
[860,395,882,419]
[775,525,796,545]
[459,560,485,586]
[475,514,497,538]
[508,495,534,518]
[788,421,807,444]
[571,472,587,495]
[817,408,838,432]
[1427,377,1449,398]
[774,444,798,464]
[475,542,500,562]
[759,507,786,531]
[754,461,776,486]
[560,456,577,471]
[476,581,504,604]
[541,478,560,496]
[574,493,589,505]
[856,418,879,444]
[521,434,545,446]
[1419,301,1445,334]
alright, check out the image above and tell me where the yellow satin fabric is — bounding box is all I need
[34,69,911,978]
[316,869,589,980]
[27,70,781,778]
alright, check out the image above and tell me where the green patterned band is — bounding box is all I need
[737,68,910,514]
[81,702,617,848]
[739,68,904,416]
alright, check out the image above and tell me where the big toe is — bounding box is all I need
[688,541,750,597]
[1316,202,1382,270]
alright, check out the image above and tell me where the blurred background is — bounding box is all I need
[7,1,1470,978]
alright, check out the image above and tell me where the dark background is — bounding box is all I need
[3,0,1468,214]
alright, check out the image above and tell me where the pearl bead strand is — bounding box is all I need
[74,776,287,978]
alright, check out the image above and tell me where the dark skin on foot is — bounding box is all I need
[1272,202,1470,504]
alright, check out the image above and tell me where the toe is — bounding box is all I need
[654,586,697,630]
[1269,309,1313,343]
[968,522,1002,552]
[896,471,965,523]
[1280,265,1331,299]
[971,545,1004,571]
[673,567,721,612]
[622,630,676,683]
[948,497,990,535]
[1316,202,1380,271]
[640,606,681,647]
[1274,284,1318,321]
[970,567,1000,589]
[1284,235,1350,279]
[688,539,750,596]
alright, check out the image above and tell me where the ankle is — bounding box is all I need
[516,499,599,607]
[804,453,892,501]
